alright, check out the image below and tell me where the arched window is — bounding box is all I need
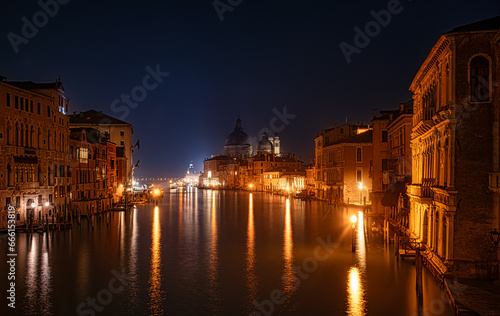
[30,126,34,148]
[15,123,19,146]
[20,124,24,147]
[7,164,12,187]
[6,121,11,145]
[470,56,490,102]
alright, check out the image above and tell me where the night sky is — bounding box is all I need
[1,0,499,178]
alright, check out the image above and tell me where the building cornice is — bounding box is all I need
[410,35,451,93]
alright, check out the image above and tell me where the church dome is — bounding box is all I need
[225,118,251,146]
[257,133,273,154]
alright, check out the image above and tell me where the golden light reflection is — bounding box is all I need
[347,266,366,316]
[346,210,367,316]
[356,211,366,270]
[282,198,296,296]
[245,193,257,301]
[148,206,163,315]
[208,191,222,307]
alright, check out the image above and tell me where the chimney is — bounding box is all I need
[372,109,377,118]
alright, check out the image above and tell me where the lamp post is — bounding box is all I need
[351,214,357,252]
[153,188,159,205]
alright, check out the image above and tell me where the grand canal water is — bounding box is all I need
[1,188,454,316]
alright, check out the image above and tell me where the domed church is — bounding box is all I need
[222,118,253,158]
[257,132,280,156]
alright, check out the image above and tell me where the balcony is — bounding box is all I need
[407,184,433,204]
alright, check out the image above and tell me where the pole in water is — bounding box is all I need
[416,247,423,315]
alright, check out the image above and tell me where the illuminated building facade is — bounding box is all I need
[0,78,70,228]
[69,110,134,187]
[408,16,500,278]
[68,128,113,214]
[314,123,371,203]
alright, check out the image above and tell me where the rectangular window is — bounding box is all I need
[16,196,20,207]
[356,148,362,163]
[6,93,10,107]
[120,131,124,136]
[38,195,42,206]
[37,102,41,115]
[14,96,18,109]
[382,130,388,142]
[49,194,53,203]
[54,164,58,177]
[356,169,362,182]
[120,141,124,146]
[47,105,51,117]
[382,159,389,171]
[6,197,11,207]
[30,100,33,113]
[20,97,24,110]
[25,99,29,111]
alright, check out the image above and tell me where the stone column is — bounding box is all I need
[437,209,444,257]
[428,207,434,249]
[445,212,454,260]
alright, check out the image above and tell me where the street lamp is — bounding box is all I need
[489,229,500,249]
[351,214,357,252]
[249,184,253,190]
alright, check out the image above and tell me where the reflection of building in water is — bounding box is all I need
[184,161,199,186]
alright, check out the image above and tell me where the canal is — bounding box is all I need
[1,188,454,315]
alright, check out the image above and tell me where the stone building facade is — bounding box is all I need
[0,79,70,228]
[68,128,115,215]
[407,16,500,278]
[69,110,134,187]
[314,123,370,202]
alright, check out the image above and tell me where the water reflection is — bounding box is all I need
[346,210,367,316]
[148,206,163,315]
[25,235,53,315]
[347,266,366,316]
[245,193,257,302]
[282,198,296,296]
[208,191,222,311]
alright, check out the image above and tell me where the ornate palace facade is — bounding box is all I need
[408,16,500,278]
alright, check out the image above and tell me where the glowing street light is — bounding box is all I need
[351,214,357,224]
[45,202,50,207]
[31,203,36,208]
[249,184,253,190]
[358,182,364,190]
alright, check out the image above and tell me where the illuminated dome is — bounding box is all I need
[222,118,253,158]
[257,133,273,154]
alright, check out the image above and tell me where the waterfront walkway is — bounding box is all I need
[445,278,500,315]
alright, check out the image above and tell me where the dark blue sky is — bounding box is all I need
[1,0,499,178]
